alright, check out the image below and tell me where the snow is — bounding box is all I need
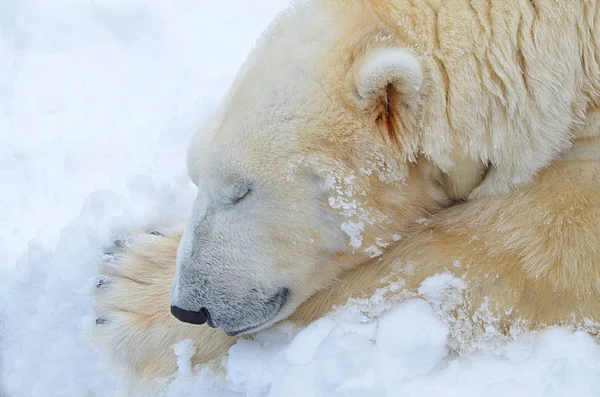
[173,339,197,377]
[418,271,466,305]
[0,1,289,395]
[341,220,365,249]
[2,1,600,397]
[163,292,600,397]
[364,244,383,258]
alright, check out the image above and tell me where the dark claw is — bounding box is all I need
[113,239,126,249]
[95,276,109,288]
[96,317,107,325]
[150,231,164,236]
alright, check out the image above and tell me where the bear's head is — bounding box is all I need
[170,2,467,336]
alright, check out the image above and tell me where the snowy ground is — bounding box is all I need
[2,1,600,396]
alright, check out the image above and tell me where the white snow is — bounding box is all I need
[2,1,600,397]
[163,292,600,397]
[364,244,384,258]
[418,271,466,305]
[173,339,197,377]
[341,220,365,249]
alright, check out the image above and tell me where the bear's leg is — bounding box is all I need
[93,229,236,394]
[401,138,600,336]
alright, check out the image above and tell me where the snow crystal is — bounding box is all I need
[364,244,383,258]
[341,221,365,249]
[358,151,407,184]
[173,339,197,377]
[418,271,466,305]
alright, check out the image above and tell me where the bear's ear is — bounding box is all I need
[351,48,423,150]
[353,48,423,103]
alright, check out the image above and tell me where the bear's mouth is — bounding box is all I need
[223,287,290,336]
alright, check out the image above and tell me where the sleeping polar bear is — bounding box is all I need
[93,0,600,393]
[94,117,600,394]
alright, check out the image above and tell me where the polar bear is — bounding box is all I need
[94,115,600,394]
[93,0,600,393]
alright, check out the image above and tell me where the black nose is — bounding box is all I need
[170,305,210,325]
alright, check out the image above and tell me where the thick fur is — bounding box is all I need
[325,0,600,198]
[94,112,600,394]
[171,0,600,338]
[94,0,600,393]
[377,0,600,197]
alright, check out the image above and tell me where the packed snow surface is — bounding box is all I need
[2,1,600,396]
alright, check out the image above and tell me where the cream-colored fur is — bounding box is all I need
[171,0,600,338]
[325,0,600,198]
[94,114,600,394]
[93,0,600,393]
